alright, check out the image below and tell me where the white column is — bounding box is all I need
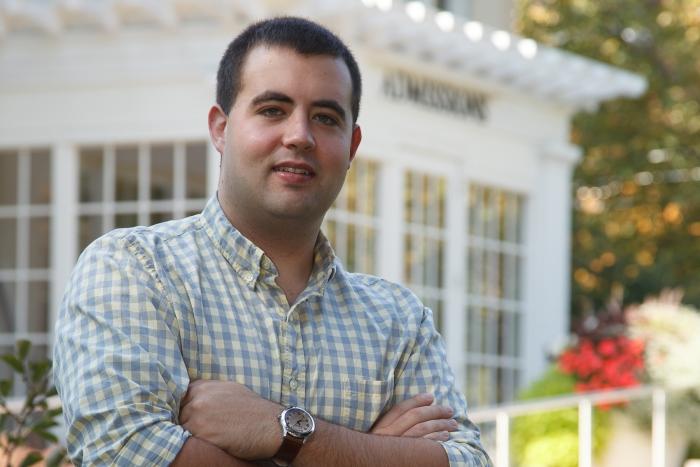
[376,160,404,283]
[521,141,581,385]
[50,143,78,344]
[444,171,466,391]
[173,142,186,218]
[206,141,220,197]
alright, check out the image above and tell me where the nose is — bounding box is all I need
[282,113,315,151]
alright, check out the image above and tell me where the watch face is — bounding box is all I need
[284,407,314,436]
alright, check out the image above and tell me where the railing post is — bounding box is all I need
[496,411,510,467]
[578,399,592,467]
[652,388,666,467]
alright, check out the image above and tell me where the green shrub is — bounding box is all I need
[511,366,612,467]
[0,340,67,467]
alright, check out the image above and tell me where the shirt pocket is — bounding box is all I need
[340,378,390,432]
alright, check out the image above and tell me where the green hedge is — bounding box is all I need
[511,366,612,467]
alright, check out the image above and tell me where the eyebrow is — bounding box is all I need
[250,91,347,124]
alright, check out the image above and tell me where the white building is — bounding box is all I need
[0,0,645,408]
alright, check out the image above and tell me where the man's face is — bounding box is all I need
[213,45,361,229]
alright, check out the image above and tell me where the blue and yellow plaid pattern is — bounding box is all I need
[53,196,490,466]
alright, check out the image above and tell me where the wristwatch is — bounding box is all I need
[272,406,315,466]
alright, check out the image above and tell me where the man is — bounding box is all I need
[54,17,491,466]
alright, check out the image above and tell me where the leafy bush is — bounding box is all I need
[0,340,67,467]
[512,366,612,467]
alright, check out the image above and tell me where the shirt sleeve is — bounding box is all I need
[392,306,493,467]
[53,234,191,466]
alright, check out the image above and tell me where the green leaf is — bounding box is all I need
[45,446,68,467]
[31,418,58,431]
[0,379,13,397]
[0,354,24,374]
[30,361,51,384]
[0,413,7,430]
[33,429,58,443]
[16,339,31,360]
[46,386,58,398]
[47,407,63,418]
[32,415,58,430]
[19,451,43,467]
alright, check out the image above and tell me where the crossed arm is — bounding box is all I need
[172,380,457,466]
[54,240,490,466]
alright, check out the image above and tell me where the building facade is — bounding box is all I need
[0,0,644,408]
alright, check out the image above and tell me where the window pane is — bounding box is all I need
[0,218,17,269]
[0,151,18,205]
[80,148,103,202]
[79,215,103,253]
[28,281,49,333]
[29,344,50,366]
[0,345,13,381]
[29,217,50,269]
[115,213,138,228]
[30,149,51,205]
[151,144,173,200]
[0,283,15,333]
[150,212,172,225]
[186,143,207,199]
[115,146,139,201]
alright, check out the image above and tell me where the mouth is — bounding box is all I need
[273,166,313,176]
[272,162,316,178]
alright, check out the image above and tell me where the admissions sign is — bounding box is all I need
[382,70,489,122]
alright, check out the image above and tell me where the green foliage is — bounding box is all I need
[512,366,612,467]
[516,0,700,319]
[0,340,67,467]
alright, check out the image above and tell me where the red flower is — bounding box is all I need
[557,335,645,399]
[597,339,617,357]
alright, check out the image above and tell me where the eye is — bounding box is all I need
[314,113,340,126]
[259,107,284,118]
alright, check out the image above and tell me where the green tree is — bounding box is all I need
[516,0,700,318]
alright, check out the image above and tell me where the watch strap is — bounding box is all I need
[272,434,304,466]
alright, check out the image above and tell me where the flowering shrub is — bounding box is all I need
[514,293,700,463]
[627,298,700,395]
[558,335,645,394]
[557,293,700,439]
[625,295,700,440]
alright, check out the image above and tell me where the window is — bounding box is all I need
[323,159,379,274]
[0,148,52,385]
[464,184,524,406]
[77,142,209,251]
[403,171,447,329]
[404,0,473,17]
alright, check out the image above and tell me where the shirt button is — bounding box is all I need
[242,272,253,282]
[289,378,298,390]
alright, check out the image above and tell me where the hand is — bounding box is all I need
[370,393,458,442]
[180,380,283,460]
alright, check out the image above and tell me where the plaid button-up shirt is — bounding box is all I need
[54,196,490,466]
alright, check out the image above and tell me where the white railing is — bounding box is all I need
[468,385,671,467]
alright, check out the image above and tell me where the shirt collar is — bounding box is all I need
[201,195,337,291]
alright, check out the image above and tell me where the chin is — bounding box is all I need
[268,204,325,223]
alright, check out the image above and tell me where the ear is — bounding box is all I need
[348,124,362,167]
[208,104,228,156]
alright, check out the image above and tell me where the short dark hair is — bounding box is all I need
[216,16,362,123]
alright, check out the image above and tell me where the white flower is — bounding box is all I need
[628,299,700,395]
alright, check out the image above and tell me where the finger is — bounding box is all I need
[179,402,191,425]
[374,393,434,428]
[389,405,453,434]
[403,418,459,437]
[180,383,199,409]
[424,431,451,442]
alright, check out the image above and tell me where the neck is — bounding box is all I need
[219,197,321,305]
